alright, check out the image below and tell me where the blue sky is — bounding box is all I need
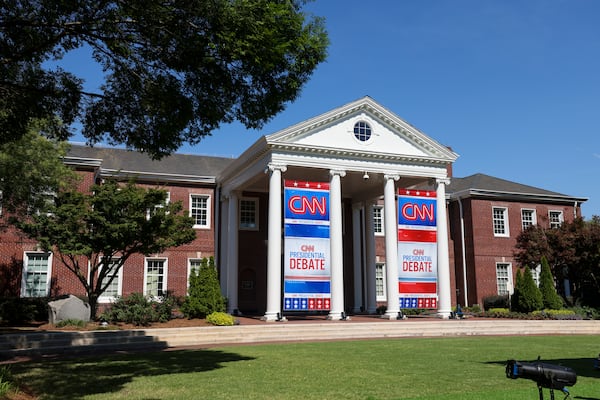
[63,1,600,217]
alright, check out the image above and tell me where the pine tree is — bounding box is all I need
[514,266,544,313]
[539,256,563,310]
[181,257,226,318]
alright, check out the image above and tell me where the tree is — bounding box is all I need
[181,256,226,318]
[1,0,329,159]
[512,266,543,313]
[17,180,197,318]
[538,256,563,310]
[0,121,77,222]
[515,217,600,306]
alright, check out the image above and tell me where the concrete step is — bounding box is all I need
[1,319,599,359]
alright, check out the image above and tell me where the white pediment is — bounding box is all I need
[266,96,457,163]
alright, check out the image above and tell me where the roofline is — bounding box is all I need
[63,156,103,168]
[100,169,216,185]
[449,188,588,204]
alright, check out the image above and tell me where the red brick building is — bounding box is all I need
[2,98,586,318]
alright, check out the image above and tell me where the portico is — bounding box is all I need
[217,97,458,320]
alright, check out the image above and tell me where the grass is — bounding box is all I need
[9,335,600,400]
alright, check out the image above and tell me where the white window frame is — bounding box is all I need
[531,264,541,287]
[375,262,386,301]
[521,208,536,230]
[373,205,384,236]
[187,258,203,292]
[21,252,52,297]
[147,191,170,220]
[492,207,509,237]
[239,197,259,231]
[144,258,168,298]
[190,194,211,229]
[98,257,123,303]
[495,262,513,296]
[549,210,563,229]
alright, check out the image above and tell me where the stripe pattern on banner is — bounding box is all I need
[397,189,439,309]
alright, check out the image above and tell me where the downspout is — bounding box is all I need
[214,184,221,270]
[574,201,578,219]
[457,197,468,307]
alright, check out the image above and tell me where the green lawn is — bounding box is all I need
[9,335,600,400]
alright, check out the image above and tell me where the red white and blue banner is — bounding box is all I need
[397,189,438,309]
[283,180,331,311]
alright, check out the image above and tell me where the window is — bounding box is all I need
[492,207,509,237]
[376,263,386,301]
[531,264,541,287]
[145,258,167,297]
[147,191,170,220]
[373,205,384,235]
[190,194,210,228]
[521,209,536,230]
[549,210,563,229]
[98,258,122,303]
[239,198,259,230]
[353,121,372,142]
[21,252,52,297]
[187,258,203,292]
[496,263,512,295]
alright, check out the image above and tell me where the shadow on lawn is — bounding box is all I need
[13,349,255,400]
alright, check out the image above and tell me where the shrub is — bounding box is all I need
[181,257,226,319]
[206,312,235,326]
[56,319,86,328]
[539,257,564,310]
[100,293,175,326]
[483,295,509,310]
[512,266,543,313]
[0,297,49,324]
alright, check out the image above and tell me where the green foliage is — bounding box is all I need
[0,297,49,324]
[206,312,235,326]
[55,319,87,328]
[1,1,328,159]
[515,217,600,307]
[482,295,510,310]
[0,126,77,223]
[512,266,543,313]
[100,293,175,326]
[539,256,563,309]
[181,257,226,319]
[18,179,196,319]
[0,366,16,397]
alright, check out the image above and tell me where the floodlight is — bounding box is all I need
[506,359,576,400]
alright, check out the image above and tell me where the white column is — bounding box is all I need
[383,174,400,319]
[219,195,230,296]
[226,191,239,314]
[436,178,452,318]
[364,201,378,314]
[328,169,346,320]
[263,163,287,321]
[352,203,363,313]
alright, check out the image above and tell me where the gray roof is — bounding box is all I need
[66,144,234,184]
[447,173,587,203]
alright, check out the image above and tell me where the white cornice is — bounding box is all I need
[100,169,216,185]
[449,188,588,204]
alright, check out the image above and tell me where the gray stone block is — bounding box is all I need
[48,295,91,324]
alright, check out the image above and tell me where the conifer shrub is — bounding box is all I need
[539,256,564,310]
[181,257,226,319]
[512,266,543,313]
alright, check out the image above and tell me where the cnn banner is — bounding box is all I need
[283,180,331,311]
[397,189,438,309]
